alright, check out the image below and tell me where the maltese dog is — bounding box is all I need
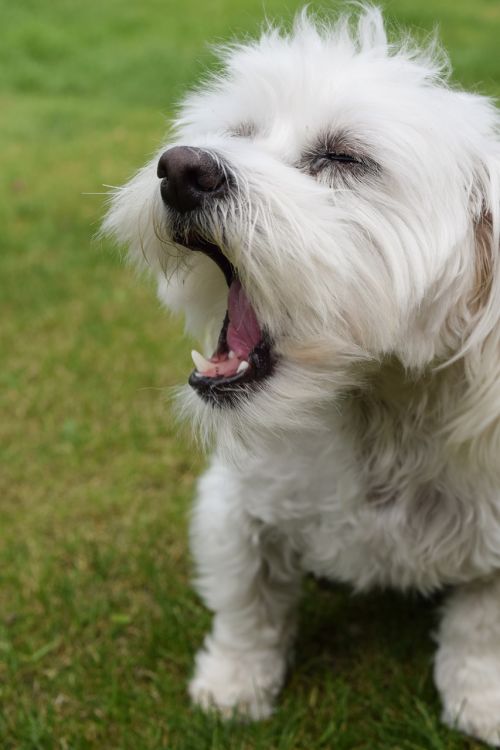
[104,6,500,745]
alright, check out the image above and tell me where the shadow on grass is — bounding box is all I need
[296,577,443,681]
[176,582,475,750]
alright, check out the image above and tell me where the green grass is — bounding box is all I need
[1,0,499,747]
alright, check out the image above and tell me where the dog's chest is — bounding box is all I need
[244,372,500,591]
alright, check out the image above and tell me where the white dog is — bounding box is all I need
[103,6,500,745]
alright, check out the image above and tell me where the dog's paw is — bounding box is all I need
[189,640,286,720]
[436,651,500,747]
[441,689,500,747]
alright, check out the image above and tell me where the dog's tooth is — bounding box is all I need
[236,360,249,374]
[191,350,213,373]
[228,350,236,360]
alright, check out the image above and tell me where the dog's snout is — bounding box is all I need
[157,146,227,213]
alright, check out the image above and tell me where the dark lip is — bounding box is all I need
[188,326,275,407]
[172,233,276,406]
[173,233,235,286]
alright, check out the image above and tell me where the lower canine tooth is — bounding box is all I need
[228,350,236,360]
[237,360,249,374]
[191,350,213,373]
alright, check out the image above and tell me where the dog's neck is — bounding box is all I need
[354,356,446,412]
[343,353,499,491]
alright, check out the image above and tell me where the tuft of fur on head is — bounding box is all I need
[103,5,500,464]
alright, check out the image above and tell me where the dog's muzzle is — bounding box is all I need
[156,147,276,407]
[157,146,228,213]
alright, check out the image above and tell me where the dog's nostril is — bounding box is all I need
[157,155,168,180]
[157,146,227,214]
[192,167,225,193]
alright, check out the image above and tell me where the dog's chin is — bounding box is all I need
[174,233,276,407]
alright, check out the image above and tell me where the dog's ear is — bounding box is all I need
[467,161,500,354]
[471,210,494,314]
[444,161,500,461]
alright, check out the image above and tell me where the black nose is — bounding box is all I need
[157,146,227,213]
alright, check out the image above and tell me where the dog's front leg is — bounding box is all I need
[435,576,500,746]
[188,459,302,719]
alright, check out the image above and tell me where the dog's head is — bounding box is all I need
[103,7,500,446]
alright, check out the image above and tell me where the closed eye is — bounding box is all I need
[308,151,366,176]
[298,130,380,181]
[324,152,362,164]
[300,144,379,182]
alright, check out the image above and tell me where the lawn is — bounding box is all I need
[1,0,499,748]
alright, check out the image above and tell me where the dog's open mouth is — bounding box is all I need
[176,235,275,405]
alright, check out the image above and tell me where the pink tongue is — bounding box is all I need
[227,280,262,358]
[201,280,262,378]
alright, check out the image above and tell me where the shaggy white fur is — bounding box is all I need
[103,6,500,745]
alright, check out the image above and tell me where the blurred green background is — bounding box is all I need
[1,1,499,748]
